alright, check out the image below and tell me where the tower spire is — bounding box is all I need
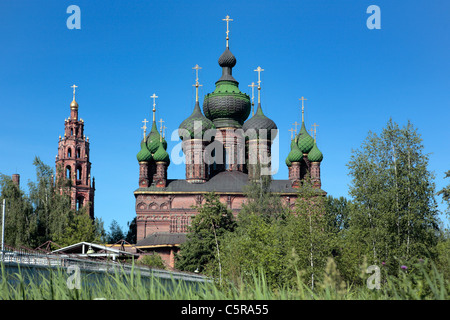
[222,15,233,48]
[150,93,158,122]
[192,64,203,102]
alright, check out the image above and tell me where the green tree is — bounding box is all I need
[106,219,125,243]
[56,209,105,247]
[347,119,440,275]
[437,170,450,214]
[287,176,335,290]
[0,174,35,248]
[125,217,137,244]
[175,192,236,277]
[219,175,290,287]
[28,157,74,247]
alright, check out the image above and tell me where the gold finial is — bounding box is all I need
[299,96,307,122]
[254,66,264,104]
[192,64,203,102]
[222,15,233,48]
[292,121,300,135]
[141,118,148,141]
[71,84,78,101]
[150,93,158,122]
[312,123,319,142]
[288,128,295,140]
[248,82,257,116]
[162,125,167,139]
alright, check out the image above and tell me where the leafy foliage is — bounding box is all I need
[175,193,236,273]
[0,157,106,250]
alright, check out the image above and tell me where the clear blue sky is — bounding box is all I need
[1,0,449,233]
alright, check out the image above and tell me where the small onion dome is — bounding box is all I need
[145,121,167,154]
[70,99,78,109]
[297,122,314,154]
[307,142,323,163]
[218,47,237,69]
[178,101,215,140]
[285,155,292,167]
[288,138,303,163]
[242,103,277,141]
[136,140,152,162]
[153,140,170,164]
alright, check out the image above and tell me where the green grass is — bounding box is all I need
[0,261,448,300]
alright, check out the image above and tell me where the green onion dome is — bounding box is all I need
[203,48,251,128]
[288,138,304,163]
[136,140,152,162]
[297,121,314,154]
[145,121,167,153]
[285,155,292,167]
[178,101,215,140]
[307,142,323,162]
[153,140,170,164]
[242,103,277,141]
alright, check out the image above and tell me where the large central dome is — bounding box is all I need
[203,48,251,128]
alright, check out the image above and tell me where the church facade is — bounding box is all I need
[134,16,324,267]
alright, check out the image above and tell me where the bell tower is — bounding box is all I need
[55,85,95,218]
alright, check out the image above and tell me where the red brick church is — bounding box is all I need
[55,85,95,218]
[133,16,325,267]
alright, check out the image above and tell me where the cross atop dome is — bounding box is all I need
[151,93,158,121]
[222,15,233,48]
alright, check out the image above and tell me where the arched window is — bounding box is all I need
[76,196,84,211]
[76,148,80,158]
[65,166,71,179]
[224,146,230,171]
[71,128,73,136]
[68,148,72,158]
[77,167,82,180]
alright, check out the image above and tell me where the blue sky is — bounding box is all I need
[1,0,449,232]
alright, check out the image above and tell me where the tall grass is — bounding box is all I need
[0,260,448,300]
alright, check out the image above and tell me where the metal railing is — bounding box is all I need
[0,246,209,283]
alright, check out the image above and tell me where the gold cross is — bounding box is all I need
[151,93,158,121]
[192,64,203,102]
[254,66,264,104]
[312,123,319,141]
[141,119,148,140]
[222,15,233,47]
[193,64,202,82]
[158,118,164,132]
[292,121,300,134]
[299,96,307,122]
[162,125,167,139]
[71,84,78,100]
[288,128,295,140]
